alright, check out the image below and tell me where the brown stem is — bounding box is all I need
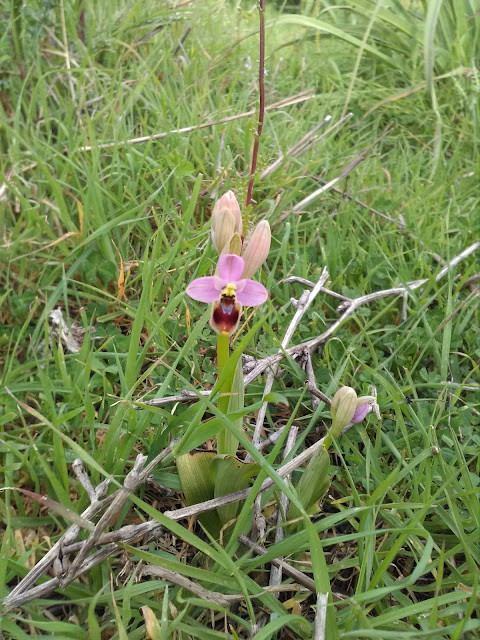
[245,0,266,208]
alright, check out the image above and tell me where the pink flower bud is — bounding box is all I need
[211,191,243,253]
[241,220,271,279]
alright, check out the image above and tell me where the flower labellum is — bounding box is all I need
[352,395,375,423]
[241,220,271,279]
[186,254,268,335]
[211,191,243,253]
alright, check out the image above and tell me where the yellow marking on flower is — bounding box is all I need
[222,282,237,297]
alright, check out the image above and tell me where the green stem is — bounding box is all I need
[216,332,239,456]
[216,332,231,415]
[323,433,332,449]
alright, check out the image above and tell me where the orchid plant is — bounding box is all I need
[175,192,272,535]
[176,190,378,537]
[187,193,271,450]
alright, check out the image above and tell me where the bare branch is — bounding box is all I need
[260,115,332,180]
[289,126,392,215]
[249,268,329,454]
[75,91,314,153]
[269,425,298,590]
[71,459,97,503]
[306,382,332,407]
[239,535,316,593]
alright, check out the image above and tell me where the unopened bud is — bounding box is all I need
[218,232,242,259]
[211,209,235,253]
[330,386,357,437]
[211,191,242,253]
[241,220,271,279]
[228,232,243,256]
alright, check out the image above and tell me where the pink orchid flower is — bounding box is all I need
[186,254,268,335]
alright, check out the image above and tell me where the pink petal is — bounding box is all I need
[236,279,268,306]
[218,254,245,282]
[186,277,223,303]
[352,403,370,423]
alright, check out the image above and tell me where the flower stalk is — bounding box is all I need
[245,0,266,209]
[216,332,231,416]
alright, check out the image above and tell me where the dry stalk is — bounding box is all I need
[287,125,392,217]
[269,425,298,591]
[239,535,316,593]
[3,432,331,611]
[260,115,332,180]
[75,90,314,153]
[314,592,329,640]
[249,267,329,453]
[245,0,266,208]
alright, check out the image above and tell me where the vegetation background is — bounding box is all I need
[1,0,479,637]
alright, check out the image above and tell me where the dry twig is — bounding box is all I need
[314,592,329,640]
[269,425,298,591]
[260,115,332,180]
[249,267,329,453]
[76,90,314,153]
[239,535,316,593]
[288,126,392,216]
[243,241,480,386]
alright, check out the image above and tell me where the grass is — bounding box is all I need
[1,0,480,637]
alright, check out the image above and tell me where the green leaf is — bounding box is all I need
[217,357,244,456]
[176,452,221,535]
[288,445,331,522]
[211,455,259,526]
[263,391,289,407]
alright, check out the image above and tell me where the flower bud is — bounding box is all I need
[228,232,243,257]
[211,191,242,253]
[211,209,235,253]
[330,386,357,437]
[241,220,271,279]
[217,232,242,260]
